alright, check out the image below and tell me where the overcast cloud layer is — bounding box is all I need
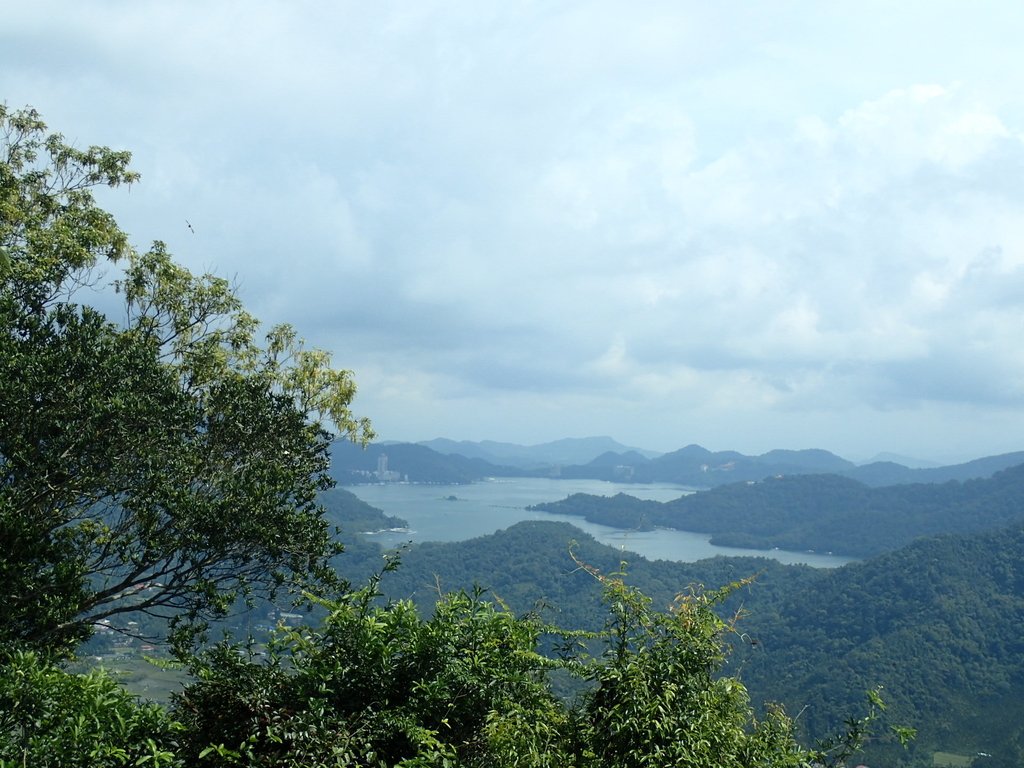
[5,2,1024,462]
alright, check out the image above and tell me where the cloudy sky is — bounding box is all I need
[4,2,1024,462]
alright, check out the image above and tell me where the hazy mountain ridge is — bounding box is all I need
[335,438,1024,490]
[860,451,941,469]
[565,444,1024,487]
[846,450,1024,486]
[329,440,522,484]
[417,436,662,468]
[612,444,856,485]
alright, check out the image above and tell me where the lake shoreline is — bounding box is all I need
[344,478,855,569]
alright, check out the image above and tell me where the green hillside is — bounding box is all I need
[735,524,1024,766]
[348,519,1024,767]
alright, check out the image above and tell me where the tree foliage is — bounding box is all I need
[0,104,372,656]
[169,564,816,768]
[0,650,184,768]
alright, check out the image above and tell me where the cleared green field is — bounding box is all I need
[932,751,974,767]
[70,652,186,703]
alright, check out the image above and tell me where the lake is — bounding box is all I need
[345,477,855,568]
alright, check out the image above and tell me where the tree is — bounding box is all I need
[170,564,819,767]
[0,650,184,768]
[174,581,566,767]
[567,563,809,768]
[0,104,372,656]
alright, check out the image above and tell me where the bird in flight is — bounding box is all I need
[186,220,195,234]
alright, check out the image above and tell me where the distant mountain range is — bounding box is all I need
[557,443,1024,487]
[860,451,941,469]
[329,440,521,484]
[332,437,1024,490]
[416,436,662,469]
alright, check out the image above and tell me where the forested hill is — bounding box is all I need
[344,519,1024,766]
[532,462,1024,556]
[354,520,803,638]
[735,522,1024,767]
[319,487,408,535]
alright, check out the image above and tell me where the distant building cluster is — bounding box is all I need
[375,453,402,482]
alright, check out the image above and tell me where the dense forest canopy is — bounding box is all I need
[351,517,1022,765]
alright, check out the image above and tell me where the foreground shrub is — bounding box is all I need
[0,650,183,768]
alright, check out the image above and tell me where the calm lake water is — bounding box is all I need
[345,477,854,569]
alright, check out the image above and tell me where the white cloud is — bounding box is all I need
[5,2,1024,460]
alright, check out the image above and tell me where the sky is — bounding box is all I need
[4,2,1024,463]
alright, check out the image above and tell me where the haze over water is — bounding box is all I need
[345,478,855,568]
